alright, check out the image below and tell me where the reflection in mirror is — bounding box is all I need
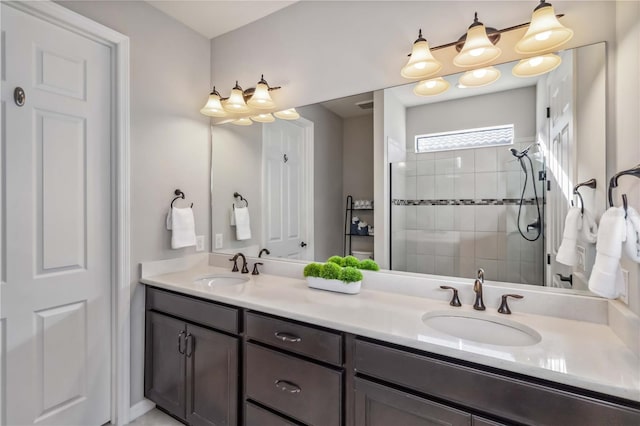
[211,42,606,292]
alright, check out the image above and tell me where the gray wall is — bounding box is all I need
[406,86,536,148]
[58,1,211,406]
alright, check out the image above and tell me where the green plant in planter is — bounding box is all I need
[327,256,345,267]
[358,259,380,271]
[340,267,363,283]
[303,263,323,278]
[320,262,343,280]
[343,255,360,267]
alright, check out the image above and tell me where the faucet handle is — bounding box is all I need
[229,257,239,272]
[439,286,462,307]
[252,262,263,275]
[477,268,485,283]
[498,294,524,315]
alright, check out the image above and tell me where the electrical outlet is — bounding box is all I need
[215,233,223,249]
[620,268,629,305]
[195,235,205,252]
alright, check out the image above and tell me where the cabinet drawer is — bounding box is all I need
[146,287,239,334]
[355,339,640,426]
[245,343,342,426]
[245,311,342,365]
[245,402,298,426]
[355,377,471,426]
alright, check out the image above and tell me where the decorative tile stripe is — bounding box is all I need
[392,198,542,206]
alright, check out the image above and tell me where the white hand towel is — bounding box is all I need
[588,207,627,299]
[581,209,598,243]
[556,207,582,266]
[169,207,196,249]
[624,206,640,263]
[234,206,251,241]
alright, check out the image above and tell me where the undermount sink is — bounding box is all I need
[422,311,541,347]
[193,274,249,287]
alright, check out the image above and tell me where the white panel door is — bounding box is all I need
[1,4,112,425]
[546,49,575,287]
[263,120,311,259]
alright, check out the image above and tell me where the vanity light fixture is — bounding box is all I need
[413,77,450,96]
[401,29,443,79]
[512,53,561,77]
[274,108,300,120]
[231,117,253,126]
[250,113,275,123]
[223,81,251,113]
[246,75,278,110]
[453,13,502,68]
[199,87,227,117]
[516,1,573,54]
[458,66,501,88]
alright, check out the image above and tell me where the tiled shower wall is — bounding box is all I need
[391,140,545,285]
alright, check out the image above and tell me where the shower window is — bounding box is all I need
[415,124,514,153]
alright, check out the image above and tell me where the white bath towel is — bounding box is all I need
[234,206,251,241]
[588,207,627,299]
[624,206,640,263]
[556,207,582,266]
[167,207,196,249]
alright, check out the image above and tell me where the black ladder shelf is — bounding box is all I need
[343,195,374,257]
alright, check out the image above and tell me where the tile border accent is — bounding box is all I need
[392,198,542,206]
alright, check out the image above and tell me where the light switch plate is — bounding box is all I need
[215,233,223,249]
[196,235,205,252]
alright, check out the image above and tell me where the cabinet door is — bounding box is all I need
[355,378,471,426]
[145,311,187,419]
[186,323,239,426]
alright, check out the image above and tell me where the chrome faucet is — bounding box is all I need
[473,268,486,311]
[230,253,249,273]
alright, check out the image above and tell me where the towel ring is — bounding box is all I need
[233,192,248,209]
[608,164,640,217]
[572,178,596,215]
[171,189,193,208]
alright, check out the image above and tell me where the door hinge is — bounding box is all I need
[546,107,550,118]
[547,180,551,191]
[547,254,551,265]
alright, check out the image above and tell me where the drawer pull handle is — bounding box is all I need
[177,331,186,354]
[274,380,301,393]
[274,332,301,343]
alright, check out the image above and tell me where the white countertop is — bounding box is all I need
[141,263,640,403]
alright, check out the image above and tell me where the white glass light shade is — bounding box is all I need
[223,84,250,113]
[401,38,442,80]
[247,81,276,109]
[231,117,253,126]
[458,66,501,87]
[251,113,275,123]
[454,23,502,68]
[413,77,450,96]
[274,108,300,120]
[516,2,573,54]
[200,90,227,117]
[512,53,561,77]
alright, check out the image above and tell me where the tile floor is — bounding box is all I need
[129,408,184,425]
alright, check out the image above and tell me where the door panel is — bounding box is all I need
[145,312,187,419]
[186,323,238,426]
[1,4,112,424]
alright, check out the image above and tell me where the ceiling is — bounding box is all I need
[146,0,297,39]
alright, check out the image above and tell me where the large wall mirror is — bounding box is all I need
[211,42,606,293]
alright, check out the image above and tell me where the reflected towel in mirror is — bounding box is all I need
[624,206,640,263]
[556,207,598,266]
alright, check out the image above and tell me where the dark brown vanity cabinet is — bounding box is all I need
[243,312,344,426]
[145,287,239,426]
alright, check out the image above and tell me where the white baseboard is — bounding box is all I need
[129,398,155,423]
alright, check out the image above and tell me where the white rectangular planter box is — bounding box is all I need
[306,276,361,294]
